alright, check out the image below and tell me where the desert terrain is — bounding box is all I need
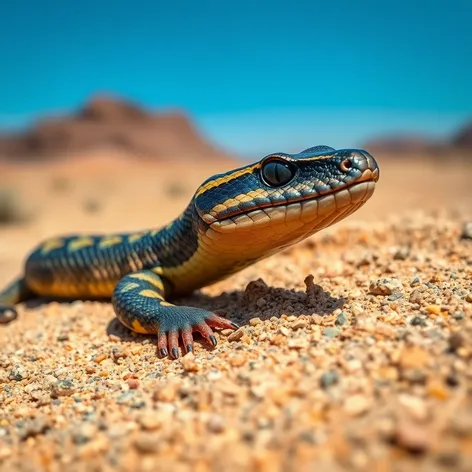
[0,103,471,471]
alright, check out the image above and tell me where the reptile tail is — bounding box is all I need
[0,277,35,324]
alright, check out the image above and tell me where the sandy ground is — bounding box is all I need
[0,153,471,471]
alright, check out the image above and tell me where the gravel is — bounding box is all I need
[0,212,472,471]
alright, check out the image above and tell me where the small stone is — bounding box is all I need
[287,338,309,350]
[427,379,449,399]
[127,378,139,390]
[9,365,28,381]
[134,433,160,453]
[448,332,465,352]
[181,352,200,372]
[0,446,12,460]
[153,382,179,403]
[351,304,364,316]
[320,370,339,389]
[335,312,348,326]
[323,327,340,338]
[93,353,108,364]
[410,316,427,327]
[0,308,17,324]
[56,333,69,342]
[460,221,472,240]
[466,293,472,303]
[394,420,431,453]
[409,287,426,304]
[425,305,442,315]
[394,245,410,260]
[51,379,76,397]
[398,346,429,370]
[344,394,370,416]
[138,412,162,431]
[451,414,472,436]
[72,423,97,445]
[278,326,290,337]
[270,334,286,346]
[452,311,465,321]
[249,317,262,326]
[207,414,225,433]
[229,353,246,367]
[398,394,428,421]
[410,277,421,287]
[227,328,245,342]
[290,319,308,330]
[369,278,403,296]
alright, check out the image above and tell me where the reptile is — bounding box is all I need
[0,145,379,358]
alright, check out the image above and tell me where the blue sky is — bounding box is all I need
[1,0,471,156]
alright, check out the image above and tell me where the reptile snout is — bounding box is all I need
[348,150,380,182]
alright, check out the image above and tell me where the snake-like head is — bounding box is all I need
[193,145,379,256]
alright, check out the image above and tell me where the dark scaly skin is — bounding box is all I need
[0,146,380,357]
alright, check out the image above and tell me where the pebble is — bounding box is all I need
[394,421,431,453]
[410,316,427,326]
[460,221,472,240]
[398,346,429,370]
[72,423,98,445]
[291,319,308,330]
[410,276,421,287]
[344,395,370,416]
[207,414,225,433]
[320,370,340,389]
[322,327,340,338]
[335,312,348,326]
[448,332,465,352]
[369,278,403,296]
[227,328,245,342]
[180,352,200,372]
[398,394,428,421]
[138,412,162,431]
[394,245,411,260]
[8,365,28,381]
[134,433,161,454]
[51,379,76,397]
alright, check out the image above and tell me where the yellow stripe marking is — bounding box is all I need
[129,273,164,291]
[160,301,174,307]
[195,164,260,197]
[99,235,123,248]
[131,319,150,334]
[121,282,140,292]
[68,236,94,251]
[152,266,164,276]
[139,289,164,300]
[128,232,147,244]
[41,238,65,254]
[298,154,335,161]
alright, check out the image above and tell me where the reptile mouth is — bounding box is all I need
[205,167,378,230]
[209,177,377,234]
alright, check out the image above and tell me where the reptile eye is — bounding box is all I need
[261,160,296,187]
[340,159,353,172]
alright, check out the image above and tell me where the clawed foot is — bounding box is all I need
[157,312,239,359]
[0,305,18,324]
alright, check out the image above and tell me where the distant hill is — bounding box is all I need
[362,136,439,155]
[363,120,472,156]
[0,95,230,161]
[452,121,472,149]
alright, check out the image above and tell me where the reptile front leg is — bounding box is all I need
[112,269,238,358]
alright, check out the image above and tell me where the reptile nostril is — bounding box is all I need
[340,159,353,172]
